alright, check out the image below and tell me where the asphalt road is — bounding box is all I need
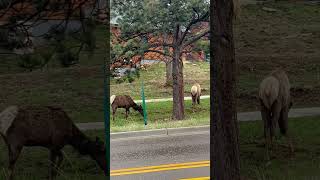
[77,106,320,179]
[110,131,210,180]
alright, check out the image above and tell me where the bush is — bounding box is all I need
[113,68,141,84]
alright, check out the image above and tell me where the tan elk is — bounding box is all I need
[258,69,294,159]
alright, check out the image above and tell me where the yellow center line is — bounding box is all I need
[179,177,210,180]
[110,160,210,176]
[111,160,210,173]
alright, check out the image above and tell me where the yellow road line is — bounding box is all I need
[111,160,210,176]
[179,177,210,180]
[111,160,209,173]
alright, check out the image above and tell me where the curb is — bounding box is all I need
[110,125,209,139]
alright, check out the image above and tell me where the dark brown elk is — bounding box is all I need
[258,69,294,159]
[0,105,107,180]
[110,95,144,122]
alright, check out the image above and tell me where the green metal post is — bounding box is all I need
[141,81,148,126]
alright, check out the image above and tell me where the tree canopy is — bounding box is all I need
[111,0,209,62]
[111,0,210,120]
[0,0,105,70]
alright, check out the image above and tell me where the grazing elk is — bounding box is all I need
[258,69,294,159]
[0,105,107,180]
[110,95,144,122]
[191,83,201,109]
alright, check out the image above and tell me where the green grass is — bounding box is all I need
[240,116,320,180]
[0,130,106,180]
[0,25,107,123]
[111,98,210,132]
[0,67,104,123]
[234,1,320,111]
[110,61,210,99]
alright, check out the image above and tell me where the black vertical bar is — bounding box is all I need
[104,0,110,179]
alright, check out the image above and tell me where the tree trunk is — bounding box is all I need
[165,60,173,86]
[210,0,240,179]
[172,48,184,120]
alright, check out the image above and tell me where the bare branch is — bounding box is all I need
[144,49,172,58]
[179,11,209,45]
[2,0,51,28]
[148,43,174,48]
[182,29,209,49]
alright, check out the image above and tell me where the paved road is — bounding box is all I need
[110,131,210,180]
[76,107,320,131]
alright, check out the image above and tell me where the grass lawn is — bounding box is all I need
[111,98,210,132]
[110,61,210,100]
[0,67,104,123]
[234,1,320,111]
[240,116,320,180]
[0,130,106,180]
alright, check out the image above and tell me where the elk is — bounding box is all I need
[110,95,144,122]
[0,105,107,180]
[258,69,294,159]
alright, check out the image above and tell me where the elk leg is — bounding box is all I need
[279,108,294,154]
[125,108,129,120]
[197,96,200,105]
[260,100,270,160]
[49,150,57,180]
[270,100,281,153]
[8,144,22,180]
[191,96,195,112]
[49,150,64,180]
[56,151,63,169]
[112,107,117,121]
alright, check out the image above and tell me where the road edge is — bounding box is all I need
[110,125,210,139]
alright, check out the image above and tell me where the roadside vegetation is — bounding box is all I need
[111,98,210,132]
